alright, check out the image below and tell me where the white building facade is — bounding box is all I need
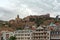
[14,30,33,40]
[51,31,60,40]
[1,26,50,40]
[1,31,14,40]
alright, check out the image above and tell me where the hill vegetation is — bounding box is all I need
[0,14,60,31]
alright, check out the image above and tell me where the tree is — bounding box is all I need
[9,36,16,40]
[29,18,35,22]
[16,27,23,30]
[35,18,43,26]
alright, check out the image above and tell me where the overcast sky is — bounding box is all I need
[0,0,60,21]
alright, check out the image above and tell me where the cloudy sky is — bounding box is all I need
[0,0,60,21]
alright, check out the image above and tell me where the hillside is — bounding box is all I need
[0,14,60,31]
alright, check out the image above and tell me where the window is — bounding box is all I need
[27,37,30,39]
[25,34,30,36]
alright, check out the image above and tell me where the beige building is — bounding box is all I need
[32,26,50,40]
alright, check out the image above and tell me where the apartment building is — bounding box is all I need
[32,26,50,40]
[14,30,33,40]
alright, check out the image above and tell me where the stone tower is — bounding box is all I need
[15,15,20,23]
[17,15,19,19]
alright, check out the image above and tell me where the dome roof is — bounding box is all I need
[49,22,56,27]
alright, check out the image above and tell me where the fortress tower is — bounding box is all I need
[15,15,22,23]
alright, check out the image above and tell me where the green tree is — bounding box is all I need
[9,36,16,40]
[16,27,23,30]
[35,18,43,26]
[30,18,35,22]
